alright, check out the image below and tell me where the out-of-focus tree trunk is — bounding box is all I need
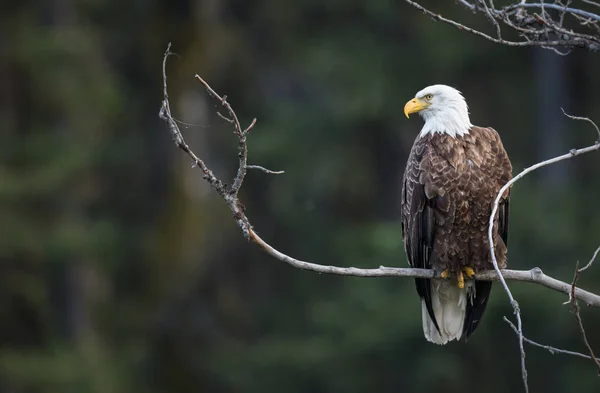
[533,47,571,190]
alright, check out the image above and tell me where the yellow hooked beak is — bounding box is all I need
[404,97,430,118]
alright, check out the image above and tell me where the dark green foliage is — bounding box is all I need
[1,1,600,392]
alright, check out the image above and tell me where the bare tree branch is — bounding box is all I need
[159,43,252,239]
[569,254,600,374]
[580,245,600,273]
[504,317,600,362]
[246,165,285,175]
[487,110,600,391]
[582,0,600,10]
[561,108,600,141]
[250,226,600,305]
[193,74,253,196]
[510,3,600,21]
[403,0,600,52]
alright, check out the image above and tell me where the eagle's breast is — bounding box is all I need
[408,126,511,273]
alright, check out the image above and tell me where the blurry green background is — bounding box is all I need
[2,1,600,392]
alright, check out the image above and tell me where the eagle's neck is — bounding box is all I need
[418,106,472,138]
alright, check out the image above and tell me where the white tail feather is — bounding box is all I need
[422,279,474,345]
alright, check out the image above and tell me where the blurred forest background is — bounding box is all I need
[2,0,600,392]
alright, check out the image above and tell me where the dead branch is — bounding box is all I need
[504,317,600,363]
[488,112,600,391]
[246,165,285,175]
[252,227,600,306]
[580,245,600,272]
[403,0,600,53]
[569,250,600,374]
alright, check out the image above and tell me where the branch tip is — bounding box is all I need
[245,118,258,134]
[246,165,285,175]
[561,108,600,141]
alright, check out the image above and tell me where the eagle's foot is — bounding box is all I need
[462,266,475,280]
[457,270,465,289]
[440,269,450,279]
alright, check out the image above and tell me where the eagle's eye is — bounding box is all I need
[424,94,434,101]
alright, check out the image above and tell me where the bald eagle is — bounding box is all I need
[401,85,512,345]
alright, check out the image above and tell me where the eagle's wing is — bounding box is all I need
[462,197,509,340]
[401,139,442,333]
[462,127,512,341]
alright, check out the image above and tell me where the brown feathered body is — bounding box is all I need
[401,126,512,344]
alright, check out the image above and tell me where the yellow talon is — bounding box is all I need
[457,270,465,289]
[462,266,475,279]
[440,269,450,279]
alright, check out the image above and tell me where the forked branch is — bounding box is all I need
[404,0,600,54]
[487,113,600,391]
[568,251,600,374]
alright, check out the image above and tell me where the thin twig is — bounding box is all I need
[563,245,600,304]
[459,0,477,12]
[561,108,600,141]
[194,74,250,195]
[159,45,251,237]
[557,0,571,27]
[569,260,600,374]
[246,165,285,175]
[579,245,600,272]
[172,118,213,128]
[478,0,503,38]
[217,112,234,123]
[582,0,600,9]
[504,317,600,361]
[159,43,228,198]
[505,3,600,21]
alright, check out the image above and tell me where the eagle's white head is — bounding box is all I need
[404,84,472,138]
